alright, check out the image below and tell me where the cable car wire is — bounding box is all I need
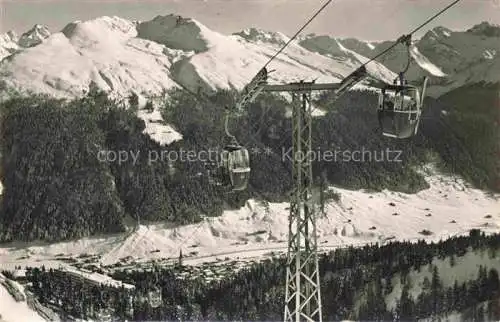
[264,3,406,119]
[263,0,335,69]
[360,0,462,69]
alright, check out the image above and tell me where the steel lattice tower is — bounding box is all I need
[284,88,322,322]
[257,77,367,321]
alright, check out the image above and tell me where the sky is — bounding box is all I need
[0,0,499,41]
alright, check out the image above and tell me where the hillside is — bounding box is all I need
[0,13,498,321]
[0,17,497,148]
[424,82,500,191]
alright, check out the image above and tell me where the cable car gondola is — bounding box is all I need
[220,142,250,191]
[217,109,251,191]
[376,34,429,139]
[377,74,428,139]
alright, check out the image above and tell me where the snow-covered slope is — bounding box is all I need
[298,34,387,80]
[0,17,187,145]
[0,15,395,99]
[167,21,394,94]
[0,274,45,322]
[412,23,500,96]
[397,23,500,95]
[339,38,377,56]
[300,34,449,88]
[0,166,498,268]
[0,16,182,98]
[418,23,500,75]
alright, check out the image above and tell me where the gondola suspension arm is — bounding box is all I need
[223,108,238,145]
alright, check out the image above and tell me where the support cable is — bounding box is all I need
[360,0,462,69]
[263,0,335,69]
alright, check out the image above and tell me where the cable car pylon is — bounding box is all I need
[285,87,321,322]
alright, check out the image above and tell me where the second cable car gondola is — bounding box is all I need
[218,109,251,191]
[377,75,428,139]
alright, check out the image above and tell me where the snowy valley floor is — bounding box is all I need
[0,170,499,271]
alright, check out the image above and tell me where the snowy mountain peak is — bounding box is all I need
[61,16,136,47]
[18,24,51,48]
[410,46,446,77]
[233,28,289,47]
[136,14,222,53]
[431,26,452,38]
[422,26,453,41]
[467,21,500,37]
[298,34,346,57]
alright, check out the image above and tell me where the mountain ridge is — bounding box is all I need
[0,17,498,103]
[302,21,500,96]
[0,15,401,99]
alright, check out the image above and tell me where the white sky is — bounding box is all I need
[0,0,499,40]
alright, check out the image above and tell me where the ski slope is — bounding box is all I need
[137,102,183,145]
[0,166,498,269]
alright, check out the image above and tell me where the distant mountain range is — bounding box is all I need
[318,21,500,97]
[1,15,498,102]
[0,15,391,100]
